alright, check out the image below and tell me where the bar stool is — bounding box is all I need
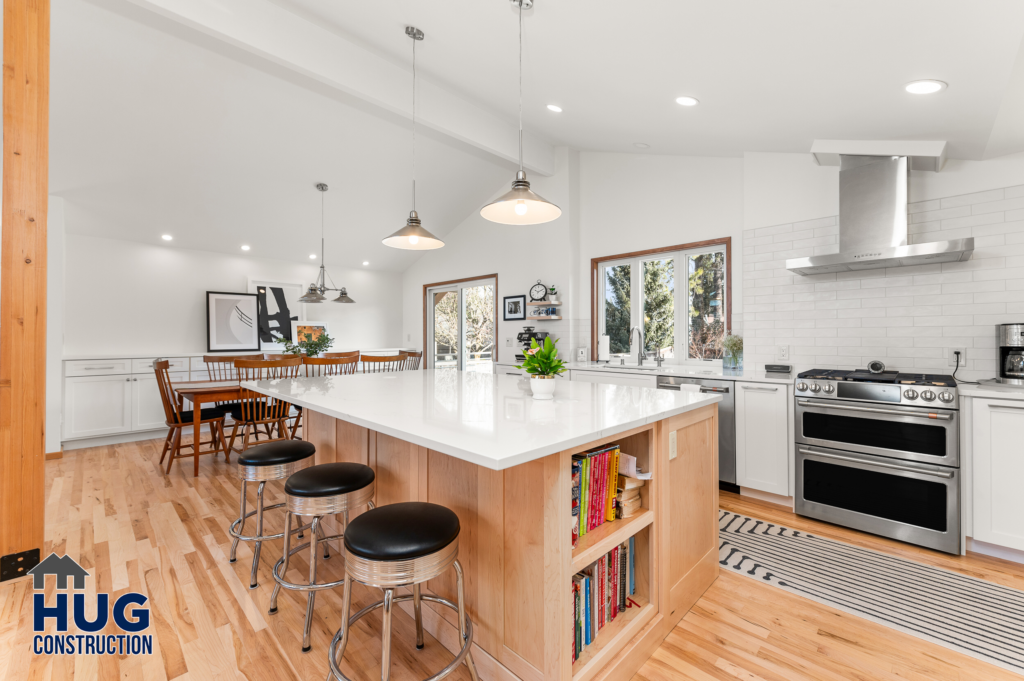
[327,502,480,681]
[269,462,376,652]
[228,440,316,590]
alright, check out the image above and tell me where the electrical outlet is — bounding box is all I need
[778,345,790,362]
[505,338,513,348]
[949,347,967,367]
[576,347,588,361]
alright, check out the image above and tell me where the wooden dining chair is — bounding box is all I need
[264,353,304,360]
[361,354,408,373]
[228,357,302,453]
[289,356,360,439]
[155,360,229,474]
[203,354,250,413]
[403,350,423,371]
[323,351,359,360]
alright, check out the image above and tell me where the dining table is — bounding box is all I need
[174,381,241,477]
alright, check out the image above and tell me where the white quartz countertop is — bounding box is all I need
[960,382,1024,400]
[63,348,416,361]
[561,362,795,385]
[242,369,721,471]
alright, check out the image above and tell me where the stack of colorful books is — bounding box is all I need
[571,538,636,662]
[571,444,620,548]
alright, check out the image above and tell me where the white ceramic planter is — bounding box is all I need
[531,376,557,400]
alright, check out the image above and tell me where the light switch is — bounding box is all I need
[669,430,677,460]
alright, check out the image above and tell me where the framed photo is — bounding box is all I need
[248,278,306,352]
[503,295,526,321]
[292,321,330,345]
[207,291,260,352]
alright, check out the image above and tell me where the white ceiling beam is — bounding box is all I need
[119,0,556,176]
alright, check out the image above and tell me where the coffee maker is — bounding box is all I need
[997,324,1024,385]
[516,326,550,360]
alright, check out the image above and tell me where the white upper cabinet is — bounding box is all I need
[735,381,789,496]
[972,398,1024,551]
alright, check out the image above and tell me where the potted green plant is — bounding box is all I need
[516,336,566,400]
[722,333,743,370]
[548,284,559,304]
[281,331,335,358]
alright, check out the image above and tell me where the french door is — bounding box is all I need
[426,277,496,372]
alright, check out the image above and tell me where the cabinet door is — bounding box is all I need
[131,373,187,431]
[735,382,789,496]
[63,375,133,439]
[972,398,1024,551]
[570,370,657,389]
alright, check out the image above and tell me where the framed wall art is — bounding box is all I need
[248,278,305,351]
[503,295,526,321]
[206,291,260,352]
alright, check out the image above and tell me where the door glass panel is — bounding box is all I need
[803,459,948,532]
[687,252,725,360]
[462,283,495,374]
[604,263,631,357]
[642,258,674,359]
[802,412,948,458]
[432,290,459,369]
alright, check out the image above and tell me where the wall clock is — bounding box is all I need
[530,280,548,301]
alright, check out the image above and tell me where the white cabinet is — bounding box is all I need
[132,357,188,373]
[131,372,188,431]
[63,375,133,439]
[972,398,1024,551]
[735,381,789,496]
[65,358,133,377]
[569,370,657,389]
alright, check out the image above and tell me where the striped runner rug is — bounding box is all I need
[719,510,1024,674]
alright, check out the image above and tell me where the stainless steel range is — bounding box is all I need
[794,367,960,554]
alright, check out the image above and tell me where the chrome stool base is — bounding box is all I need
[270,487,375,652]
[327,552,479,681]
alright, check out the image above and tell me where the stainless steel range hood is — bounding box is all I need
[786,155,974,276]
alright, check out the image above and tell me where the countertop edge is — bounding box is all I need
[241,381,722,470]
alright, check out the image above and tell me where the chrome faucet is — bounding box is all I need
[655,347,664,368]
[630,326,648,363]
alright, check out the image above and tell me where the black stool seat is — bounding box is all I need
[174,408,226,424]
[237,440,315,467]
[284,462,374,498]
[345,502,459,561]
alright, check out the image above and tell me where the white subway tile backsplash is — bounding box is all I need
[1005,185,1024,199]
[910,205,971,223]
[909,199,941,213]
[971,197,1024,215]
[939,188,1004,208]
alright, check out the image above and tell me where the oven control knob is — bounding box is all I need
[797,382,808,392]
[903,389,918,400]
[939,391,954,403]
[822,383,835,394]
[920,390,936,402]
[809,383,822,393]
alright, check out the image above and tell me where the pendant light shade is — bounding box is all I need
[298,284,327,304]
[383,211,445,250]
[481,0,561,226]
[480,170,562,225]
[333,287,355,303]
[300,183,356,303]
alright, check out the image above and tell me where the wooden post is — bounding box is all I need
[0,0,49,581]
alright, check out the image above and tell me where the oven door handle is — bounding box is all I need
[797,399,954,421]
[798,448,955,479]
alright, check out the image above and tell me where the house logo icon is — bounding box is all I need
[26,553,89,590]
[28,552,153,656]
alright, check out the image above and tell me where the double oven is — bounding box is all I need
[794,375,960,554]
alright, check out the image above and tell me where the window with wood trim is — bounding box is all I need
[592,239,730,365]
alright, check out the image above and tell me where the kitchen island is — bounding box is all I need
[243,370,721,681]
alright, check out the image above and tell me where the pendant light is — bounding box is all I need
[298,183,357,304]
[480,0,561,225]
[383,26,445,250]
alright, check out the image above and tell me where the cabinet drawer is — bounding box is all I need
[132,357,188,373]
[65,359,133,377]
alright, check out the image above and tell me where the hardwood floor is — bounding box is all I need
[3,441,1023,681]
[630,492,1024,681]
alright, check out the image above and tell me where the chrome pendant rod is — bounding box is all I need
[518,0,523,172]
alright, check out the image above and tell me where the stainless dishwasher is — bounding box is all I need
[656,375,735,484]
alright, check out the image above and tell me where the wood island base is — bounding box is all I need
[305,402,719,681]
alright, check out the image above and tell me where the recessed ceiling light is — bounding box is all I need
[309,254,317,259]
[363,261,369,266]
[161,234,172,241]
[546,104,562,113]
[905,80,947,95]
[675,96,699,107]
[633,142,650,149]
[241,245,250,251]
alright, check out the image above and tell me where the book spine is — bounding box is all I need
[629,537,635,595]
[599,450,609,528]
[573,581,579,661]
[581,458,590,536]
[584,574,591,646]
[612,546,619,619]
[619,543,627,611]
[606,448,619,523]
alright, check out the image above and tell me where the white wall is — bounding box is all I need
[401,147,578,362]
[46,197,65,454]
[64,234,403,356]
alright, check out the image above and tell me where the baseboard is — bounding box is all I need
[44,450,63,460]
[62,426,209,451]
[739,487,794,509]
[966,537,1024,566]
